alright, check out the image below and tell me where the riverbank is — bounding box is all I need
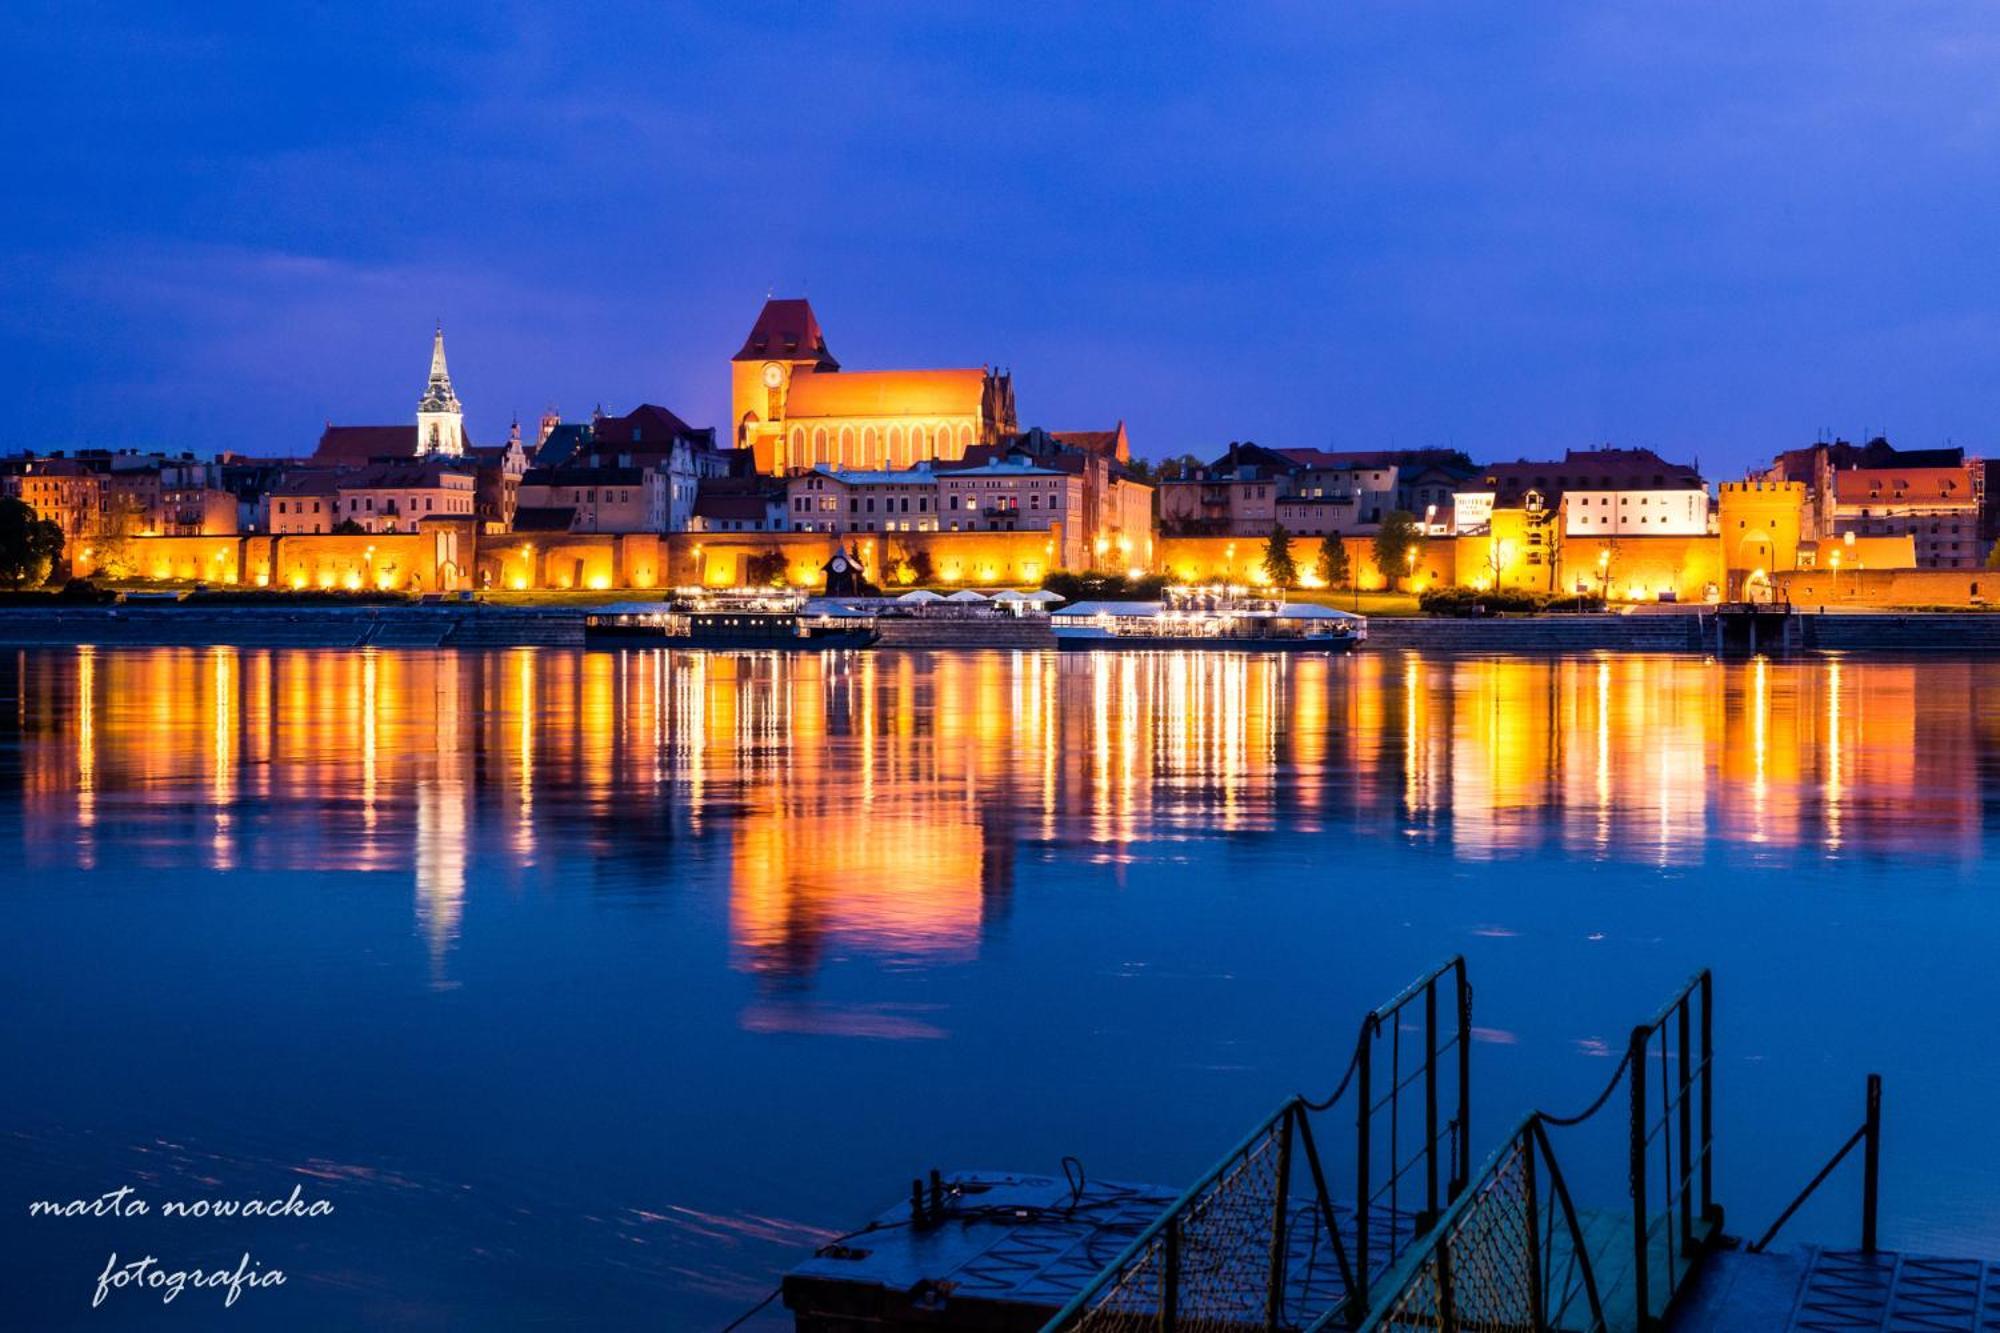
[6,603,2000,652]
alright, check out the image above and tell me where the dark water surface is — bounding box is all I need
[2,646,1997,1328]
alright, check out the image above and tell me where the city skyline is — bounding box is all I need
[8,6,2000,470]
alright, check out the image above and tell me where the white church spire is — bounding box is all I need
[416,323,466,456]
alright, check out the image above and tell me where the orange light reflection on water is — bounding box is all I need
[6,648,1985,981]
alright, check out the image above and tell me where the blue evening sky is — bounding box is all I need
[3,3,1997,474]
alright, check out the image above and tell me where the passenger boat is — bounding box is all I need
[584,592,878,651]
[1050,586,1366,652]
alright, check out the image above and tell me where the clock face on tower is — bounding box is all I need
[761,362,784,389]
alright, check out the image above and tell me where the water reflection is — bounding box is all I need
[2,647,1990,984]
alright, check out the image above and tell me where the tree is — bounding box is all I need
[1315,534,1351,589]
[1372,510,1424,589]
[888,543,933,586]
[0,496,65,587]
[92,493,148,578]
[332,518,366,535]
[745,549,789,586]
[1261,524,1297,587]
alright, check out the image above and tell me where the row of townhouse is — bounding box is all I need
[1,450,245,543]
[767,427,1153,572]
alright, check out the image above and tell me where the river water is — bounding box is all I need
[1,646,1995,1328]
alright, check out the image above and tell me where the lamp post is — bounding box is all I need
[1598,547,1611,601]
[1404,545,1418,592]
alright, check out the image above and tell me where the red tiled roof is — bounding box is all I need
[693,493,774,520]
[1051,423,1130,462]
[1832,466,1976,505]
[338,461,474,490]
[594,402,698,445]
[733,298,838,367]
[314,425,418,463]
[269,471,340,497]
[512,506,578,532]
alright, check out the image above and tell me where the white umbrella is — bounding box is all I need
[897,589,946,603]
[989,589,1032,602]
[945,589,989,602]
[1025,589,1067,604]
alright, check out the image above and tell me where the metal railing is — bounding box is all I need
[1337,1116,1604,1333]
[1625,970,1717,1329]
[1040,959,1471,1332]
[1749,1074,1882,1255]
[1344,972,1718,1333]
[1333,956,1473,1314]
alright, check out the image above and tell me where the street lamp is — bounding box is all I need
[1404,545,1418,592]
[1597,547,1611,600]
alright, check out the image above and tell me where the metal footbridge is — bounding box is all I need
[782,961,1968,1333]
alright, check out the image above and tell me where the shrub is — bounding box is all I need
[1419,587,1547,617]
[56,577,117,604]
[1043,570,1168,602]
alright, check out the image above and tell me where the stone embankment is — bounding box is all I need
[6,604,2000,654]
[1801,611,2000,652]
[1367,613,1702,653]
[0,605,585,649]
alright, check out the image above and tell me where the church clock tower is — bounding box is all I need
[416,324,466,457]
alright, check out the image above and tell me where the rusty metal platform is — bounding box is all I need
[1672,1246,2000,1332]
[782,1169,1417,1332]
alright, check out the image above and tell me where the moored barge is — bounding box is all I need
[1050,586,1366,652]
[584,593,877,650]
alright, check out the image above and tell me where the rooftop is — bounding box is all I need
[782,367,991,419]
[733,297,838,367]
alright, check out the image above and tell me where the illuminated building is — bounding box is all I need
[730,298,1017,474]
[532,404,723,532]
[1830,465,1985,569]
[268,473,339,534]
[1157,445,1471,538]
[330,462,477,534]
[1564,487,1710,537]
[2,457,102,544]
[788,467,939,535]
[515,466,669,534]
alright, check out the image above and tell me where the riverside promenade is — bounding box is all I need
[6,602,2000,653]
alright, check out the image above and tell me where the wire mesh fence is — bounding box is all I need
[1367,1133,1535,1332]
[1353,1118,1604,1333]
[1063,1105,1295,1332]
